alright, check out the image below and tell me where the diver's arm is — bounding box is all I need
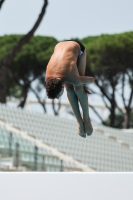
[68,76,95,86]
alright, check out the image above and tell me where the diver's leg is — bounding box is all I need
[75,49,93,135]
[64,83,86,138]
[73,85,93,135]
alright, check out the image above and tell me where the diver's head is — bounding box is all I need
[46,78,64,99]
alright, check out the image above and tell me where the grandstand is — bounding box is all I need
[0,103,133,172]
[0,120,93,172]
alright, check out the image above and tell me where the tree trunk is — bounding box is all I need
[0,65,9,103]
[109,100,116,127]
[109,81,116,127]
[123,109,131,129]
[52,99,62,116]
[30,86,47,113]
[18,88,28,108]
[0,0,48,103]
[122,71,133,129]
[0,0,5,9]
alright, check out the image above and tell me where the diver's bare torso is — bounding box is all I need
[46,41,80,83]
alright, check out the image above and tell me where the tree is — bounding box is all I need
[0,0,48,103]
[0,35,57,108]
[103,110,133,129]
[0,34,63,115]
[11,35,58,108]
[0,0,5,9]
[82,32,133,128]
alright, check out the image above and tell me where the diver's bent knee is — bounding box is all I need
[73,85,84,94]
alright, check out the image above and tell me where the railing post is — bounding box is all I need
[8,132,12,157]
[60,160,63,172]
[34,145,38,171]
[15,142,19,169]
[42,155,46,171]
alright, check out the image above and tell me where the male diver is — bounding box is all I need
[45,40,95,138]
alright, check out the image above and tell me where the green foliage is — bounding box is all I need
[0,35,22,65]
[102,112,124,128]
[81,35,99,45]
[82,32,133,128]
[83,32,133,73]
[103,111,133,129]
[0,35,58,99]
[12,35,58,77]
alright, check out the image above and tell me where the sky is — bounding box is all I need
[1,0,133,121]
[1,0,133,40]
[0,173,133,200]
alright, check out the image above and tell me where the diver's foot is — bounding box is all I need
[78,122,86,138]
[83,118,93,136]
